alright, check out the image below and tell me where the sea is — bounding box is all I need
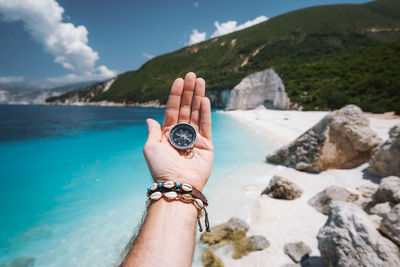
[0,104,270,267]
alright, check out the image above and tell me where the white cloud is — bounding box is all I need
[142,52,154,59]
[0,76,24,84]
[0,0,116,84]
[46,65,116,85]
[186,15,268,46]
[187,29,207,45]
[193,1,199,8]
[211,15,268,38]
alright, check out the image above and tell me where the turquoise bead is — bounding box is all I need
[158,182,163,188]
[176,182,181,188]
[147,187,151,192]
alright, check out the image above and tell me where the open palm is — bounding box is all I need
[143,72,214,191]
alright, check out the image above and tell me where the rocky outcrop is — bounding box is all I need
[231,235,270,259]
[200,217,269,259]
[283,242,312,263]
[370,202,394,217]
[267,105,381,173]
[380,204,400,247]
[225,69,290,110]
[368,123,400,177]
[206,89,230,108]
[46,77,117,104]
[317,202,400,267]
[308,186,359,214]
[200,217,249,245]
[202,248,224,267]
[372,176,400,204]
[261,175,303,200]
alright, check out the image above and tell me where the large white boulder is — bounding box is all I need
[225,69,290,110]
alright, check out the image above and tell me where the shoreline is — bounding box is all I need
[195,108,400,266]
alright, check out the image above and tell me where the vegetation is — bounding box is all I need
[49,0,400,113]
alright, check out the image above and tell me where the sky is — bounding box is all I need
[0,0,371,88]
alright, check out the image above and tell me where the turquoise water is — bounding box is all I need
[0,105,269,266]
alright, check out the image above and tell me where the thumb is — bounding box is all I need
[146,118,162,143]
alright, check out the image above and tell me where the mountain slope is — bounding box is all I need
[47,0,400,112]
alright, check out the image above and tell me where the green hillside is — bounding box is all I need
[48,0,400,113]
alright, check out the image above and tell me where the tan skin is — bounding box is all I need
[121,72,214,267]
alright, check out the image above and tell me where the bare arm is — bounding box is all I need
[121,72,214,267]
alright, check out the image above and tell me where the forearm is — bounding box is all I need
[122,198,198,267]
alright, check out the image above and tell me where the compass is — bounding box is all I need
[169,123,197,158]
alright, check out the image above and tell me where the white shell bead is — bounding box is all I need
[164,191,178,200]
[182,184,193,192]
[193,198,204,209]
[163,181,175,189]
[150,191,162,200]
[150,183,158,191]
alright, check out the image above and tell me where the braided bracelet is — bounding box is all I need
[145,181,210,232]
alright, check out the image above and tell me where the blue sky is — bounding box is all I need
[0,0,370,87]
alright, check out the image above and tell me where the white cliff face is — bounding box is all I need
[225,69,290,110]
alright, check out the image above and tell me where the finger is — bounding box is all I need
[178,72,196,123]
[145,119,162,144]
[199,97,212,140]
[190,78,205,131]
[162,78,184,128]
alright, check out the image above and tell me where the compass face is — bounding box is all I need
[169,123,197,149]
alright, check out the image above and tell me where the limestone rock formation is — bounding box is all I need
[372,176,400,203]
[200,217,249,245]
[202,248,224,267]
[46,77,116,104]
[368,123,400,177]
[380,204,400,247]
[308,185,358,215]
[283,242,312,263]
[206,89,230,108]
[261,175,303,200]
[225,69,290,110]
[370,202,394,218]
[317,202,400,267]
[267,105,381,173]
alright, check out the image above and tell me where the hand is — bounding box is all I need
[143,72,214,191]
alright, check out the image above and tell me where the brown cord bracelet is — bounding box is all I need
[146,181,210,232]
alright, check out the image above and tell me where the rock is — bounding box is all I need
[372,176,400,203]
[261,175,303,200]
[200,218,269,260]
[46,78,117,104]
[369,214,383,229]
[394,192,400,202]
[267,105,381,173]
[225,69,290,110]
[368,123,400,177]
[206,89,230,108]
[369,202,394,217]
[200,217,249,245]
[232,235,269,259]
[308,185,358,215]
[283,242,312,263]
[380,203,400,247]
[301,256,325,267]
[317,202,400,267]
[202,248,224,267]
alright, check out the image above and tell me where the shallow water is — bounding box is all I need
[0,105,272,266]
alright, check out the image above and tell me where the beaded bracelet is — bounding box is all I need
[146,181,210,232]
